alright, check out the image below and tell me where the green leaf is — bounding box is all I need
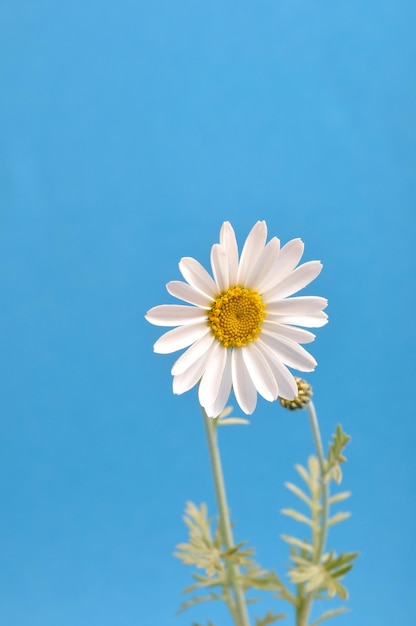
[310,607,350,626]
[284,482,313,507]
[176,500,295,616]
[288,549,358,600]
[217,417,250,426]
[182,575,226,594]
[308,455,320,480]
[331,563,355,578]
[281,508,313,526]
[177,592,224,614]
[280,534,313,553]
[329,424,351,459]
[327,512,351,527]
[328,491,351,505]
[294,463,310,485]
[289,563,349,600]
[174,501,223,577]
[217,406,233,418]
[241,566,294,601]
[255,610,287,625]
[215,406,251,426]
[222,540,250,557]
[326,424,351,483]
[324,551,358,569]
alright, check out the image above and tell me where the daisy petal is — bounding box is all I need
[261,331,317,371]
[145,304,208,326]
[171,330,214,375]
[211,244,229,292]
[256,340,298,399]
[242,342,278,401]
[166,281,213,308]
[173,346,214,394]
[246,237,280,291]
[153,323,207,354]
[261,238,304,295]
[266,296,328,316]
[266,261,323,301]
[219,222,239,286]
[204,351,232,417]
[261,321,316,344]
[231,349,257,415]
[179,257,218,297]
[198,343,227,408]
[265,312,328,328]
[237,221,267,286]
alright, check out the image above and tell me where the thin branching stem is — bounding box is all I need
[296,401,330,626]
[202,409,251,626]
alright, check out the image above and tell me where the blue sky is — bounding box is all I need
[1,1,415,625]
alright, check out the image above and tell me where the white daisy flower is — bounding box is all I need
[145,221,327,418]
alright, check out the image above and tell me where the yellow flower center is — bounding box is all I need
[208,286,267,348]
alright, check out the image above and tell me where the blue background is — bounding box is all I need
[1,1,415,625]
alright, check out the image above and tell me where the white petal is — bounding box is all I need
[256,340,298,399]
[242,342,278,401]
[153,322,207,354]
[210,244,229,293]
[219,222,239,286]
[264,312,328,328]
[145,304,207,327]
[261,321,316,344]
[204,351,232,417]
[173,346,214,394]
[231,348,257,415]
[266,261,323,301]
[237,221,267,286]
[266,296,328,316]
[179,257,218,297]
[261,331,317,371]
[261,238,304,295]
[198,343,227,408]
[171,330,214,375]
[166,281,213,308]
[245,237,280,291]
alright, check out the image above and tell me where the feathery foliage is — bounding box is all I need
[174,411,357,626]
[175,501,289,622]
[279,423,357,623]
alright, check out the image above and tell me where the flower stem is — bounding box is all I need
[296,597,312,626]
[202,409,251,626]
[306,400,329,565]
[296,400,329,626]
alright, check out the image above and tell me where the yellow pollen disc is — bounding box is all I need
[207,286,267,349]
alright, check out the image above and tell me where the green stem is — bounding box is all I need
[202,409,251,626]
[296,401,329,626]
[306,400,329,564]
[297,597,312,626]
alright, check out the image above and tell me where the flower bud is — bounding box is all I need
[279,378,313,411]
